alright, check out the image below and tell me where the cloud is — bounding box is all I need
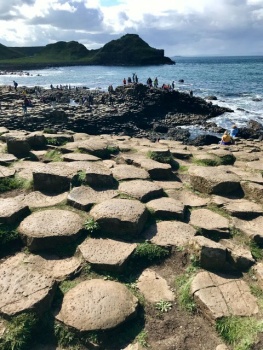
[0,0,262,55]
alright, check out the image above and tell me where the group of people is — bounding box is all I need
[219,125,239,145]
[123,73,138,85]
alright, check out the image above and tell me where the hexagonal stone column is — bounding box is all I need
[18,209,84,252]
[90,199,148,237]
[56,279,138,331]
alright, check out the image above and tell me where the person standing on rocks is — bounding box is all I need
[13,81,18,91]
[154,77,158,88]
[123,78,126,86]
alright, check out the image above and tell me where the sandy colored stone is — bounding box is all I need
[189,166,240,194]
[220,239,254,271]
[12,161,47,181]
[191,271,258,321]
[79,238,137,271]
[140,159,173,180]
[56,279,138,331]
[0,165,16,178]
[137,268,174,303]
[167,189,210,207]
[112,164,149,181]
[144,221,196,247]
[21,191,68,208]
[90,199,148,237]
[233,216,263,244]
[189,209,229,237]
[246,160,263,172]
[0,253,56,316]
[62,153,100,162]
[146,197,185,220]
[153,180,183,190]
[18,209,84,251]
[189,236,227,271]
[0,153,17,165]
[241,181,263,204]
[222,198,263,219]
[77,139,110,158]
[0,197,30,224]
[68,185,118,211]
[23,253,82,281]
[118,180,164,202]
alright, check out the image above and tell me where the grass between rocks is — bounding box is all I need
[147,150,179,170]
[0,176,32,193]
[191,154,236,167]
[43,149,62,162]
[216,316,263,350]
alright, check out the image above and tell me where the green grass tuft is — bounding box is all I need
[84,218,100,234]
[133,242,170,263]
[43,149,62,162]
[250,241,263,260]
[0,312,38,350]
[175,265,198,313]
[216,316,263,350]
[155,300,173,313]
[0,176,30,193]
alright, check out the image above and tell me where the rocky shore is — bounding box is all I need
[0,83,234,144]
[1,126,263,349]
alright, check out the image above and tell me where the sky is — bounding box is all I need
[0,0,263,56]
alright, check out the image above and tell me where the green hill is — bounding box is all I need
[0,34,175,69]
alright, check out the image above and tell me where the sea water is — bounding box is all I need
[0,56,262,131]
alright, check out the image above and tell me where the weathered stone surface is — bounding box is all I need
[216,345,229,350]
[167,189,210,207]
[0,153,17,165]
[189,209,230,237]
[6,135,31,158]
[0,165,16,178]
[56,279,138,331]
[90,199,148,237]
[241,181,263,204]
[12,161,47,180]
[68,185,118,211]
[21,191,68,208]
[153,180,183,190]
[189,236,227,271]
[137,268,174,303]
[189,166,240,194]
[79,238,137,271]
[26,131,47,150]
[18,209,84,251]
[77,139,110,158]
[222,198,263,219]
[62,153,100,162]
[140,159,173,180]
[191,271,258,321]
[23,253,82,281]
[111,164,149,181]
[0,253,56,316]
[144,221,196,247]
[253,263,263,289]
[118,180,164,202]
[233,216,263,244]
[246,160,263,172]
[220,239,254,271]
[0,197,30,224]
[146,197,185,220]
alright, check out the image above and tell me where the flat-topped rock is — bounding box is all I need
[0,253,56,316]
[189,209,230,237]
[241,181,263,204]
[146,197,185,220]
[0,165,16,178]
[222,198,263,219]
[220,239,254,271]
[6,135,31,158]
[111,164,149,181]
[253,263,263,289]
[191,271,258,322]
[246,160,263,172]
[0,197,30,224]
[137,268,174,303]
[167,189,210,207]
[189,166,240,194]
[153,180,183,190]
[189,236,227,271]
[22,253,82,281]
[232,216,263,244]
[12,161,47,180]
[68,185,118,211]
[0,153,17,165]
[56,279,138,331]
[140,159,173,180]
[77,139,110,158]
[118,180,164,202]
[18,209,84,251]
[78,238,137,271]
[61,153,100,162]
[90,199,148,237]
[144,221,196,247]
[21,191,68,208]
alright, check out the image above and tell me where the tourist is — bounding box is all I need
[13,81,18,91]
[135,74,138,83]
[123,78,126,85]
[172,81,175,90]
[154,77,158,88]
[190,90,193,97]
[220,131,232,145]
[22,102,27,116]
[127,77,132,84]
[132,73,136,83]
[230,125,238,138]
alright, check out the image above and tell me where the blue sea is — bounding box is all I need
[0,56,262,131]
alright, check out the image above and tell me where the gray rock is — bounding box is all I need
[90,199,148,237]
[56,279,138,331]
[146,197,185,220]
[18,209,84,251]
[6,135,31,158]
[79,238,137,271]
[118,179,164,202]
[112,164,149,181]
[0,197,30,224]
[220,239,255,271]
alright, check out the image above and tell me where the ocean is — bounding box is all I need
[0,56,262,132]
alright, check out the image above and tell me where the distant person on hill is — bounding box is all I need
[13,81,18,91]
[154,77,158,88]
[190,90,193,97]
[127,77,132,84]
[135,74,138,83]
[172,81,175,90]
[220,131,232,145]
[123,78,126,85]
